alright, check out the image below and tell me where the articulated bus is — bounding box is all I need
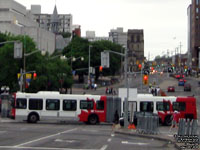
[12,92,108,124]
[11,92,197,125]
[123,94,197,125]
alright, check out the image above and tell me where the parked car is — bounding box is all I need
[167,86,175,92]
[184,83,191,91]
[178,79,185,86]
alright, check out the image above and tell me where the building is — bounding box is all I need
[0,0,55,54]
[188,0,200,70]
[32,5,72,34]
[109,27,127,48]
[127,29,144,71]
[187,4,192,68]
[84,31,112,42]
[72,25,81,37]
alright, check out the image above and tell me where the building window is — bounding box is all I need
[196,8,199,13]
[137,35,140,42]
[131,35,134,42]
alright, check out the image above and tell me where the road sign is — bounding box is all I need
[101,52,110,68]
[14,42,22,59]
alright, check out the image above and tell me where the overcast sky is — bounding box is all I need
[15,0,191,60]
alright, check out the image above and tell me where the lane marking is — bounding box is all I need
[0,131,6,134]
[14,128,77,147]
[121,141,149,145]
[0,146,99,150]
[107,138,111,142]
[55,139,76,143]
[100,145,108,150]
[111,133,115,137]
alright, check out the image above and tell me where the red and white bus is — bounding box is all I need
[10,92,197,126]
[11,91,110,124]
[123,94,197,125]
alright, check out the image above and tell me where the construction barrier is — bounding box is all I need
[136,113,159,134]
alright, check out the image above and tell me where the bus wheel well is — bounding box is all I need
[88,114,99,125]
[28,112,39,123]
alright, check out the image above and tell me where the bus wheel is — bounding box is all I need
[164,115,172,126]
[28,114,38,123]
[88,115,98,125]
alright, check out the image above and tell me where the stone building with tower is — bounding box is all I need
[127,29,144,71]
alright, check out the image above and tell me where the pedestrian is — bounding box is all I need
[112,110,119,131]
[169,110,179,132]
[151,88,155,95]
[94,83,97,90]
[105,87,109,94]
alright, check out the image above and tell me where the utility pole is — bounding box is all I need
[179,42,183,67]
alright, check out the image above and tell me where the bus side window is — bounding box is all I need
[156,102,170,111]
[173,102,186,111]
[16,98,27,109]
[46,99,60,110]
[29,99,43,110]
[63,100,77,111]
[96,100,104,110]
[80,100,94,109]
[140,102,153,112]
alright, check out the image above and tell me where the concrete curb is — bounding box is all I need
[114,130,181,150]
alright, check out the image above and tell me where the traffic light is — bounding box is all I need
[138,64,142,70]
[99,66,103,72]
[33,73,37,80]
[143,75,148,85]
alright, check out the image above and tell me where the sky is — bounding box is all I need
[15,0,192,60]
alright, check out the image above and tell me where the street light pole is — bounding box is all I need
[124,47,129,128]
[88,45,92,85]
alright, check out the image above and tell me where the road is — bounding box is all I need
[0,122,177,150]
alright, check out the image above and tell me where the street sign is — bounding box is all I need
[101,52,110,68]
[14,42,22,59]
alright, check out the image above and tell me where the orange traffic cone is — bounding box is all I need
[128,124,136,129]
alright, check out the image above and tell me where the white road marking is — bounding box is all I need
[55,139,76,143]
[100,145,108,150]
[107,138,111,142]
[0,146,100,150]
[111,133,115,137]
[121,141,149,145]
[0,131,6,134]
[14,128,77,147]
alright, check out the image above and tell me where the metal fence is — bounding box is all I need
[178,119,199,136]
[136,112,159,134]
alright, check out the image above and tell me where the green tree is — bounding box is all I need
[0,33,73,93]
[63,37,123,82]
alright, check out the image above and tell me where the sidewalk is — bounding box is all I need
[114,126,199,150]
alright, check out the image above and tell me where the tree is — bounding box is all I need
[0,33,73,93]
[63,37,122,82]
